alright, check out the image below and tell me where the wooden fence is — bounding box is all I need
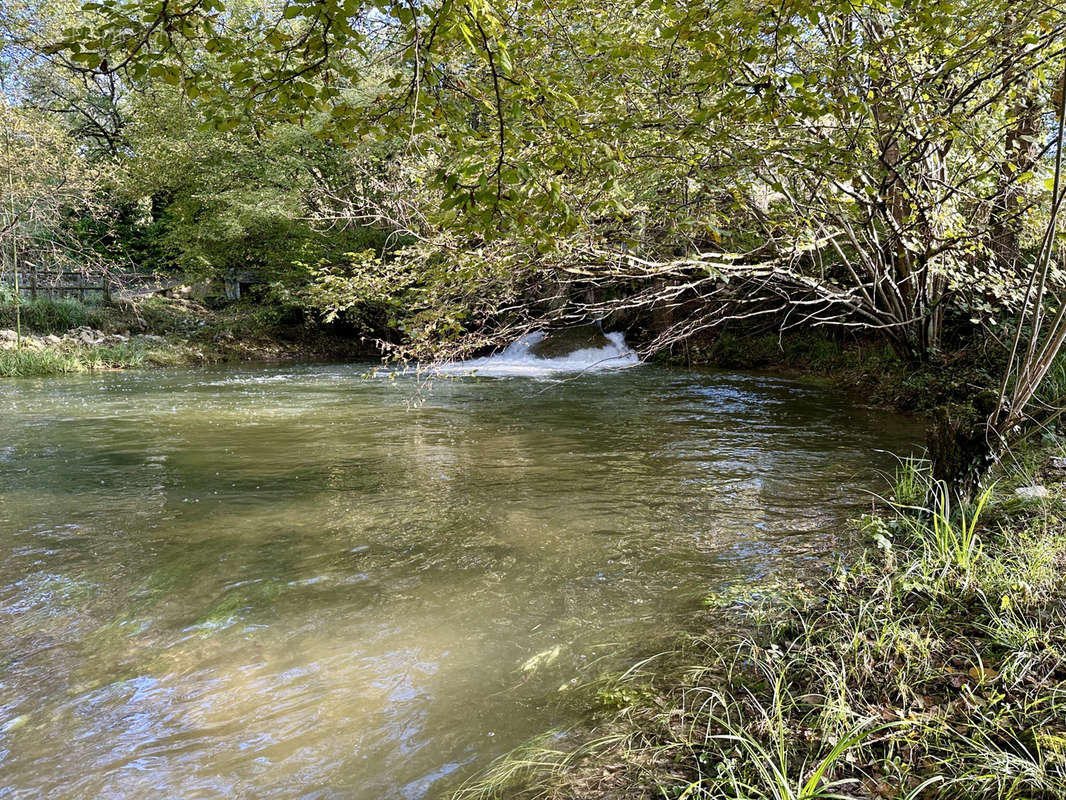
[7,269,114,302]
[4,265,235,302]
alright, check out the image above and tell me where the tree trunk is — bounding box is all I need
[927,391,1000,500]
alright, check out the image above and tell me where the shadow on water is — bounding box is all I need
[0,362,921,798]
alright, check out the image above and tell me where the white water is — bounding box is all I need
[426,331,640,377]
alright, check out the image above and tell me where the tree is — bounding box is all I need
[0,104,110,339]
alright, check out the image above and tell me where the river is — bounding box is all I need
[0,355,918,798]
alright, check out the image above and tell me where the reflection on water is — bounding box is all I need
[0,364,918,798]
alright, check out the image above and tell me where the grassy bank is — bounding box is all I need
[459,452,1066,799]
[0,296,372,377]
[0,339,198,377]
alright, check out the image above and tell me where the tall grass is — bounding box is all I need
[699,663,895,800]
[1033,353,1066,408]
[894,480,992,574]
[0,297,114,334]
[0,347,83,376]
[884,453,929,506]
[0,340,190,377]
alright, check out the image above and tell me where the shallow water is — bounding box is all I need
[0,362,918,798]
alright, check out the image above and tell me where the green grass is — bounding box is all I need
[0,294,368,372]
[0,339,193,377]
[0,297,115,334]
[460,454,1066,800]
[85,341,188,369]
[887,454,930,507]
[0,347,85,376]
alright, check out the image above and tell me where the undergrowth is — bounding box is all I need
[458,453,1066,800]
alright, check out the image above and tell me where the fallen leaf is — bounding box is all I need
[968,665,999,682]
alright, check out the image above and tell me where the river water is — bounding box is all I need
[0,356,918,799]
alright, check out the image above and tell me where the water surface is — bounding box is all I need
[0,363,917,798]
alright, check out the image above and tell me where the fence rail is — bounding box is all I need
[2,269,186,301]
[6,270,113,301]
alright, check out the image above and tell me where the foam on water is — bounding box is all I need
[429,331,640,377]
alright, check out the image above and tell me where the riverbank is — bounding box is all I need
[458,449,1066,799]
[0,296,372,377]
[658,330,1007,414]
[0,330,199,376]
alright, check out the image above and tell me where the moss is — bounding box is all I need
[927,393,1000,493]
